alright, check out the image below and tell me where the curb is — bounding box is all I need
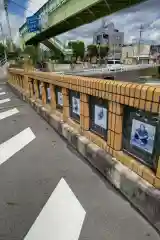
[8,83,160,233]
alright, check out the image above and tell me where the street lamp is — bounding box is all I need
[0,23,7,61]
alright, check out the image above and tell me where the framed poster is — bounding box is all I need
[57,91,63,106]
[94,105,107,130]
[130,119,156,154]
[47,87,51,101]
[69,90,80,122]
[72,96,80,116]
[122,105,160,170]
[89,96,108,139]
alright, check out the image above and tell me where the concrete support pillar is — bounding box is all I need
[80,93,89,132]
[34,79,39,99]
[62,87,69,122]
[42,82,47,105]
[50,84,56,109]
[107,101,123,155]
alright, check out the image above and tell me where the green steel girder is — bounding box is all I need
[26,0,146,45]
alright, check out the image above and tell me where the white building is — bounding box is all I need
[93,21,124,60]
[122,44,153,65]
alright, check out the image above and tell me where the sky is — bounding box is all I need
[0,0,160,46]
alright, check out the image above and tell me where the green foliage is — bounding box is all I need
[99,45,109,59]
[86,44,109,62]
[68,41,85,60]
[0,43,5,59]
[87,44,98,58]
[23,45,39,64]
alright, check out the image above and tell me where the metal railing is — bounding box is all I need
[48,37,72,55]
[0,57,7,66]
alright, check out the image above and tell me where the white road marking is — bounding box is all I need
[0,92,6,96]
[0,108,19,120]
[24,178,86,240]
[0,127,36,166]
[0,98,10,104]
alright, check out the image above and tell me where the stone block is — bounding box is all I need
[77,136,89,157]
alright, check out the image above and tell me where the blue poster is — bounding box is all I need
[27,15,40,33]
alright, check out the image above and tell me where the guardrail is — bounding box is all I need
[0,57,7,66]
[8,68,160,188]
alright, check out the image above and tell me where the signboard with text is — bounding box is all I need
[26,15,40,33]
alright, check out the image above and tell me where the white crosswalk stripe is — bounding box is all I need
[0,86,86,240]
[24,178,86,240]
[0,108,19,120]
[0,98,10,104]
[0,127,36,166]
[0,92,6,96]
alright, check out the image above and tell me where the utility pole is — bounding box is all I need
[3,0,13,52]
[137,24,144,64]
[0,23,7,61]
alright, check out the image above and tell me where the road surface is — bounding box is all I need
[58,63,159,77]
[0,78,159,240]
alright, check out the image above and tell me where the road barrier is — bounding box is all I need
[8,67,160,187]
[8,67,160,230]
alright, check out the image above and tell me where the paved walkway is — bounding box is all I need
[0,79,159,239]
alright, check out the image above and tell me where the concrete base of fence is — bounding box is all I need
[8,82,160,233]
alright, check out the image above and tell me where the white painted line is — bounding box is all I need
[0,108,19,120]
[0,98,10,104]
[0,92,6,96]
[24,178,86,240]
[0,127,36,166]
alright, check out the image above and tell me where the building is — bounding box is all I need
[122,44,152,65]
[93,21,124,60]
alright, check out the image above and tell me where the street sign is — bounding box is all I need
[26,15,40,33]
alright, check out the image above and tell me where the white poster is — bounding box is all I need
[130,119,156,154]
[39,84,42,96]
[94,105,107,129]
[58,92,63,106]
[72,96,80,116]
[47,88,51,100]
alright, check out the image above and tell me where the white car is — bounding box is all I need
[107,64,124,72]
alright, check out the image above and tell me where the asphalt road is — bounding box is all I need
[0,79,159,239]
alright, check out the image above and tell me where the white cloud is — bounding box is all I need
[1,0,160,48]
[57,0,160,45]
[25,0,48,18]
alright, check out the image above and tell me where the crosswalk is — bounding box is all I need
[0,83,86,240]
[0,88,36,166]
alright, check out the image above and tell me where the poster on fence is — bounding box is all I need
[130,119,156,154]
[47,88,51,100]
[72,96,80,116]
[94,105,107,129]
[58,92,63,106]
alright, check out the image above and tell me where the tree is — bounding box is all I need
[23,45,39,65]
[0,43,6,59]
[99,45,109,59]
[87,44,98,62]
[68,41,85,61]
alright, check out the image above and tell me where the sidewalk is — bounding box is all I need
[0,79,159,239]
